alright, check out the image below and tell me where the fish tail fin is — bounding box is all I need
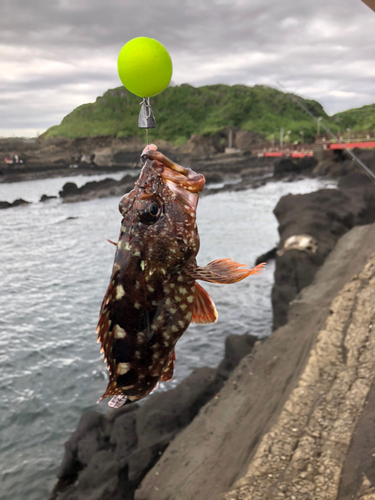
[97,380,120,403]
[192,282,218,324]
[188,260,265,284]
[107,395,128,408]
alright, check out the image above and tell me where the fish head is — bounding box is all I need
[117,145,205,276]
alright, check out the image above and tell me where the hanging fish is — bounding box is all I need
[96,145,265,408]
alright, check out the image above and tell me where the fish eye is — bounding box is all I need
[139,199,161,225]
[149,202,159,217]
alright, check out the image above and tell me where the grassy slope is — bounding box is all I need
[332,103,375,131]
[44,84,374,144]
[44,84,333,144]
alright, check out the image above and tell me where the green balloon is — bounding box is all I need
[117,37,173,98]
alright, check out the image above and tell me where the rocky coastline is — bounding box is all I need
[0,130,264,184]
[2,136,372,210]
[3,136,375,499]
[46,150,375,500]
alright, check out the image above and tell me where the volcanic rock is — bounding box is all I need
[273,156,317,179]
[0,198,31,209]
[40,194,58,202]
[271,179,375,329]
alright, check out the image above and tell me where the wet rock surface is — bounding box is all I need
[59,175,135,203]
[0,198,31,209]
[48,334,255,500]
[272,176,375,330]
[273,156,317,179]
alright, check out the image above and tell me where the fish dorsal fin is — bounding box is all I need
[192,282,218,324]
[188,260,265,284]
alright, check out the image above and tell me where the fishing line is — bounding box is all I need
[276,81,375,183]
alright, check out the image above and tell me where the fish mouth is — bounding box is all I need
[141,145,205,209]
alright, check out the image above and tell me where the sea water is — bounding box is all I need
[0,174,336,500]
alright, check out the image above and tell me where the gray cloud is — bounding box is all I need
[1,0,374,136]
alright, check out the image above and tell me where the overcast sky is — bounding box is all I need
[1,0,374,137]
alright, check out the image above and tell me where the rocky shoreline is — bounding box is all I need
[0,149,329,209]
[47,156,375,500]
[3,137,375,499]
[0,130,264,184]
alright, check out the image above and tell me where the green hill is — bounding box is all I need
[332,103,375,131]
[43,84,343,144]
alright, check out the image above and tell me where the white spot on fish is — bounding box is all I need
[178,320,185,328]
[116,285,125,300]
[147,285,155,292]
[114,325,126,339]
[187,295,194,303]
[179,287,187,295]
[138,332,146,341]
[185,312,192,321]
[134,302,141,309]
[140,260,145,270]
[117,362,131,375]
[171,325,178,333]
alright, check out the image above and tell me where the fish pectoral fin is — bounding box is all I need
[192,282,218,324]
[188,260,266,284]
[160,351,176,382]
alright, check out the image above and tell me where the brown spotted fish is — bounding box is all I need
[96,144,265,408]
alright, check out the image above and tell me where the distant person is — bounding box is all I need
[14,153,19,163]
[4,156,13,164]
